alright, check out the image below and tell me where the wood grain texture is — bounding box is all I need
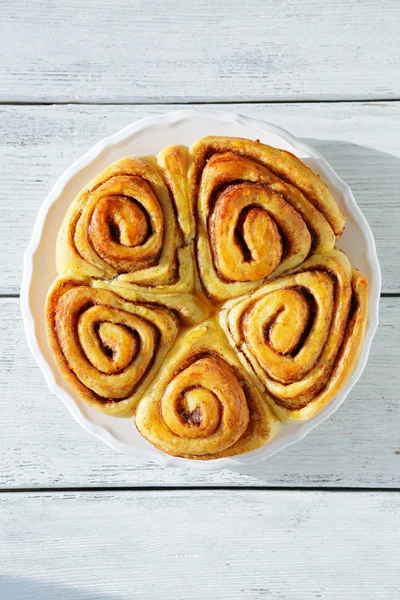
[1,0,400,103]
[1,2,399,590]
[1,101,400,294]
[0,490,399,599]
[1,297,399,489]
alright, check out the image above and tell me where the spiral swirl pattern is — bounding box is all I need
[135,321,280,458]
[46,277,179,417]
[220,250,369,422]
[47,136,368,458]
[189,136,345,302]
[57,156,192,292]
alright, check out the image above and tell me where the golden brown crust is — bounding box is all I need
[46,276,179,417]
[189,136,345,302]
[135,320,280,458]
[92,276,210,327]
[157,145,195,244]
[47,136,368,459]
[56,155,192,292]
[219,250,369,422]
[190,136,345,236]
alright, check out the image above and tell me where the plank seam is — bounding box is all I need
[0,98,399,107]
[1,486,399,494]
[380,293,400,297]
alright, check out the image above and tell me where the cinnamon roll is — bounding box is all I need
[47,135,369,458]
[135,320,280,459]
[46,276,179,417]
[219,250,368,422]
[189,136,345,302]
[56,156,193,292]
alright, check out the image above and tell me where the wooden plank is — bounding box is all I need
[0,490,399,599]
[1,101,399,294]
[2,296,399,489]
[1,0,399,102]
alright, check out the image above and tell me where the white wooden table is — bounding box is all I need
[1,1,399,598]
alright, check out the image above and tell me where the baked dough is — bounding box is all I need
[46,276,179,417]
[189,136,345,302]
[135,320,280,458]
[219,250,368,422]
[46,136,368,458]
[56,156,193,293]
